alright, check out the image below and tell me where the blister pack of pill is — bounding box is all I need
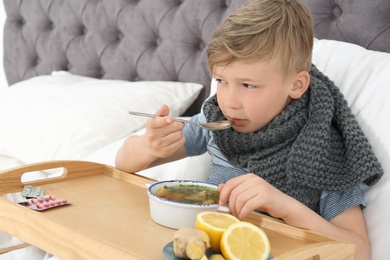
[21,185,45,198]
[2,192,28,204]
[25,195,70,211]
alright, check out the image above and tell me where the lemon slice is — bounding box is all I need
[221,221,270,260]
[196,212,240,252]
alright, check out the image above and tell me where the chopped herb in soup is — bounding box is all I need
[154,184,219,205]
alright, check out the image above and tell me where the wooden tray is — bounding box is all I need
[0,161,355,259]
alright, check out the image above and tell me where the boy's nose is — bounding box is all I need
[223,88,241,109]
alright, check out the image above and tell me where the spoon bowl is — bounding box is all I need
[128,111,233,131]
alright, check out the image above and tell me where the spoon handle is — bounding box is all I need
[128,111,161,119]
[128,111,198,126]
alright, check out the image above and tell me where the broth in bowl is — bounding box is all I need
[147,180,229,229]
[154,184,219,205]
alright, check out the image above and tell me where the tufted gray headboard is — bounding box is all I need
[3,0,390,115]
[300,0,390,53]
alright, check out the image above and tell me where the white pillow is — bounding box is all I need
[312,39,390,260]
[0,72,203,165]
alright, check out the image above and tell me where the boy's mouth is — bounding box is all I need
[227,117,245,127]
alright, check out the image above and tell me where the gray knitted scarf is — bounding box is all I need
[203,65,383,212]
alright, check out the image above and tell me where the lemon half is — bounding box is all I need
[221,221,271,260]
[196,212,240,252]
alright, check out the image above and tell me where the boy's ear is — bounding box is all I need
[290,70,310,99]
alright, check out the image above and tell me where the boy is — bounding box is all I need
[116,0,383,258]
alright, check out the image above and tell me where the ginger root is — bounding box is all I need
[173,227,211,259]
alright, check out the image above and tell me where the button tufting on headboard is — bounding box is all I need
[47,20,54,30]
[16,18,25,27]
[332,6,342,18]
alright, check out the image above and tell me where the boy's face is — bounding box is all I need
[214,59,298,133]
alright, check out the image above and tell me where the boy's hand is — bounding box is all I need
[218,173,292,220]
[144,104,186,159]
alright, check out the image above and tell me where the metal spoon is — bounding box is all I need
[128,111,233,131]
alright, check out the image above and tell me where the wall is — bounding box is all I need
[0,2,7,92]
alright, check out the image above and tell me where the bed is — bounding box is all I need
[0,0,389,259]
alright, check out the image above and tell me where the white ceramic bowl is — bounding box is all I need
[147,180,229,229]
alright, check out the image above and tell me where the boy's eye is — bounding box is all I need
[243,83,256,89]
[215,78,227,84]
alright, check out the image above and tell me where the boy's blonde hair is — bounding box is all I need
[207,0,314,78]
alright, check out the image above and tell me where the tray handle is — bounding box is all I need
[0,160,106,191]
